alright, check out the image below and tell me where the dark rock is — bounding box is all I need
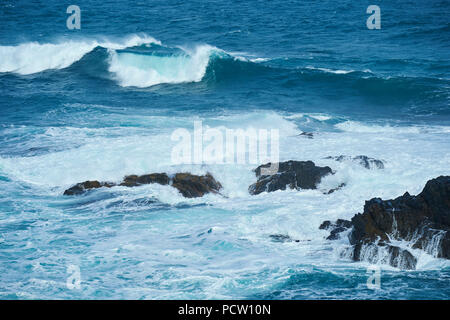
[319,219,352,230]
[319,220,332,230]
[386,245,417,270]
[326,183,346,194]
[172,172,222,198]
[269,234,294,243]
[337,219,353,229]
[249,160,333,195]
[324,176,450,269]
[298,132,313,139]
[63,180,115,195]
[120,173,169,187]
[325,155,384,169]
[64,172,222,198]
[350,176,450,260]
[319,219,352,240]
[352,243,417,270]
[269,234,308,243]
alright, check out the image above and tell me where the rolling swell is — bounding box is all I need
[0,37,448,113]
[286,67,449,115]
[0,38,273,87]
[62,47,450,109]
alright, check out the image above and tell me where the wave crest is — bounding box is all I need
[0,34,160,75]
[108,45,217,87]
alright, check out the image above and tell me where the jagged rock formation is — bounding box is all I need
[325,155,384,169]
[320,176,450,270]
[248,160,333,195]
[64,172,222,198]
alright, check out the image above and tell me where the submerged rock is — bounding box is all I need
[269,234,309,243]
[248,160,333,195]
[326,183,346,194]
[269,234,297,243]
[321,176,450,270]
[64,172,222,198]
[325,155,384,169]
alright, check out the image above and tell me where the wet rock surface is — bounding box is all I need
[269,234,298,243]
[64,172,222,198]
[351,243,418,270]
[249,160,333,195]
[120,173,170,187]
[325,155,384,169]
[319,219,352,240]
[384,245,417,270]
[172,173,222,198]
[63,180,115,195]
[320,176,450,269]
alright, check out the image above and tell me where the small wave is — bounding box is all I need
[285,113,333,122]
[305,66,356,75]
[250,57,271,63]
[335,120,450,134]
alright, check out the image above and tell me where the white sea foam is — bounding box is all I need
[305,66,354,74]
[108,44,215,87]
[1,111,449,274]
[0,41,98,74]
[285,113,333,121]
[335,120,450,134]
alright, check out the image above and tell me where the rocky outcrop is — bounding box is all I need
[172,173,222,198]
[320,176,450,270]
[64,172,222,198]
[325,155,384,169]
[269,234,299,243]
[248,160,333,195]
[319,219,352,240]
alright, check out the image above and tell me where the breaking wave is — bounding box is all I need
[0,34,160,75]
[108,44,218,87]
[1,34,449,102]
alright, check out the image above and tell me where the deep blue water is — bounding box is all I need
[0,0,449,299]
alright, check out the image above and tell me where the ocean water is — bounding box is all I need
[0,0,449,299]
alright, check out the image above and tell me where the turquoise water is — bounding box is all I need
[0,0,449,299]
